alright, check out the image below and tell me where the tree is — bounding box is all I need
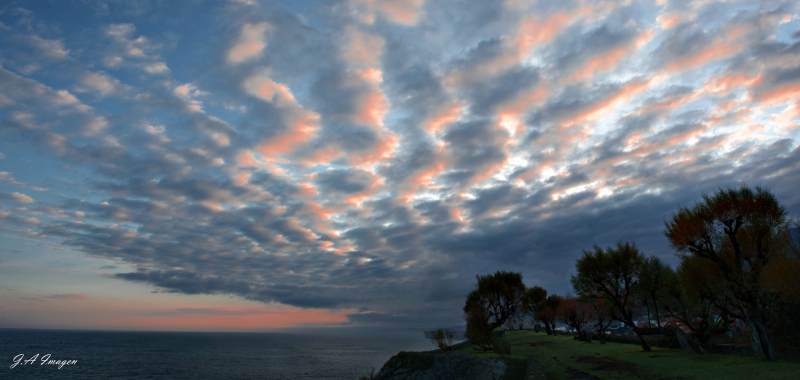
[661,257,732,351]
[559,294,591,340]
[464,301,494,350]
[463,271,526,329]
[522,285,547,324]
[665,185,786,361]
[571,241,654,351]
[764,224,800,352]
[534,294,562,335]
[637,257,671,328]
[587,297,614,344]
[463,271,526,349]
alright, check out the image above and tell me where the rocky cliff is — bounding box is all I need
[375,351,507,380]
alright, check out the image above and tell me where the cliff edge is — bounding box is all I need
[374,350,507,380]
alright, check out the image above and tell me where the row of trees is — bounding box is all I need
[463,186,799,361]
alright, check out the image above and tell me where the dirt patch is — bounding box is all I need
[576,356,641,376]
[566,368,601,379]
[574,356,689,380]
[528,342,553,346]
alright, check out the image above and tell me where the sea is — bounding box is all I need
[0,328,435,379]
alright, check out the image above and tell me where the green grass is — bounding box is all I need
[460,330,800,380]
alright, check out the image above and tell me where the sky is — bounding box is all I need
[1,0,799,332]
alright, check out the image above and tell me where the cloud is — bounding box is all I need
[145,307,268,316]
[28,36,70,58]
[227,22,272,64]
[102,23,170,74]
[46,294,87,301]
[1,0,799,330]
[75,71,124,96]
[7,192,34,203]
[349,0,426,25]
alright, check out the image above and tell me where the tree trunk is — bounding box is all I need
[635,332,651,352]
[653,299,661,328]
[747,315,777,361]
[598,323,606,344]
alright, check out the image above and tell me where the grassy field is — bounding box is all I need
[460,330,800,380]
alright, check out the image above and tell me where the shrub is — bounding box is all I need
[429,327,455,351]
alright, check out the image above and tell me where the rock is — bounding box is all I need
[375,351,507,380]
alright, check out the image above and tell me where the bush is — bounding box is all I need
[429,328,455,351]
[600,333,681,349]
[357,367,376,380]
[768,301,800,360]
[490,334,511,355]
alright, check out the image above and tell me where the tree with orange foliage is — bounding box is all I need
[587,297,614,344]
[665,185,787,361]
[559,294,592,340]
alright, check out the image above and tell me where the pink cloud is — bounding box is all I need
[353,88,388,127]
[424,102,463,134]
[256,111,319,156]
[227,22,272,64]
[567,31,653,82]
[244,74,297,106]
[656,12,693,29]
[300,145,344,166]
[496,87,549,126]
[349,133,398,167]
[11,192,34,203]
[243,73,320,156]
[379,0,425,25]
[237,151,260,166]
[344,173,384,207]
[757,82,800,106]
[665,40,742,72]
[400,154,451,202]
[704,73,761,95]
[349,0,425,25]
[636,91,699,116]
[471,157,509,185]
[562,77,655,127]
[286,218,318,242]
[301,201,337,220]
[446,10,588,88]
[341,26,384,67]
[516,12,573,52]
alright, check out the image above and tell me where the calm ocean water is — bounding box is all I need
[0,328,434,379]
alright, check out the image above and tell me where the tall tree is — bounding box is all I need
[463,271,526,349]
[665,185,786,361]
[571,241,654,351]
